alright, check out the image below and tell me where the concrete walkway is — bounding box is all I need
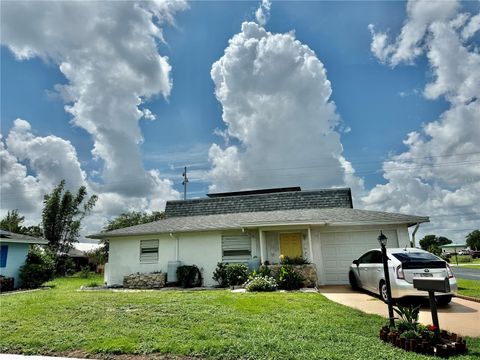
[318,285,480,338]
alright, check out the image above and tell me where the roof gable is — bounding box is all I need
[165,188,353,218]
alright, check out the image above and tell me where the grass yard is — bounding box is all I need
[1,276,479,360]
[457,278,480,299]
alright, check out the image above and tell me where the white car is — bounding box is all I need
[349,248,457,305]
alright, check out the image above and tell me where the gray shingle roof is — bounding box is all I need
[164,188,353,217]
[88,208,429,239]
[0,230,48,244]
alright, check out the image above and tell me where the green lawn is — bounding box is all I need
[1,276,479,360]
[450,256,480,265]
[457,278,480,299]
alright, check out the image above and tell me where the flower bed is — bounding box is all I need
[379,305,468,357]
[379,326,467,357]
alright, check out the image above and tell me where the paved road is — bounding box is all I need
[452,266,480,280]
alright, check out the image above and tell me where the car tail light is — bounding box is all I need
[446,264,454,278]
[396,264,405,279]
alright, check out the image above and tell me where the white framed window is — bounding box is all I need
[140,239,159,263]
[222,235,251,261]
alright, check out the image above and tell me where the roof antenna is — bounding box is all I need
[182,166,189,200]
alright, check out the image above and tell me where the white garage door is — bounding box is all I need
[321,230,398,285]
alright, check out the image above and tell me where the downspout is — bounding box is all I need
[169,233,180,261]
[411,223,420,248]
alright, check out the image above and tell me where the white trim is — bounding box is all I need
[307,227,314,264]
[259,230,265,264]
[317,226,403,233]
[0,239,48,245]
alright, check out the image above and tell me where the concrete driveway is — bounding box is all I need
[319,285,480,338]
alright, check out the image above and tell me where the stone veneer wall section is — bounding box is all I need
[123,272,166,289]
[262,264,317,288]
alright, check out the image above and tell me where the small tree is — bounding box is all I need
[100,211,165,260]
[42,180,97,254]
[103,211,165,231]
[0,210,25,233]
[419,235,452,255]
[0,210,44,237]
[85,247,107,270]
[466,230,480,250]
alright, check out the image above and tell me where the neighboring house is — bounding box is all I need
[0,230,49,288]
[440,243,467,254]
[89,187,429,287]
[64,247,90,271]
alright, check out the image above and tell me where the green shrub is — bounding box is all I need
[19,247,55,289]
[393,305,420,330]
[280,256,310,265]
[80,266,91,278]
[55,255,76,276]
[277,265,304,290]
[225,264,249,287]
[400,330,419,340]
[212,262,228,287]
[245,275,277,292]
[86,281,99,288]
[0,276,14,292]
[248,266,272,280]
[456,255,472,263]
[177,265,202,288]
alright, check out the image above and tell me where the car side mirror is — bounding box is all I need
[352,260,359,266]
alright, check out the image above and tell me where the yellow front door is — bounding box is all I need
[279,233,302,258]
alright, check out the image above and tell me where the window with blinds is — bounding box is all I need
[222,235,251,261]
[140,240,159,263]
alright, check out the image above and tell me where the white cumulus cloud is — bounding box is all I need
[364,0,480,241]
[208,22,363,194]
[255,0,272,26]
[1,1,184,233]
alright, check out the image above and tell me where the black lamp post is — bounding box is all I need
[378,231,395,328]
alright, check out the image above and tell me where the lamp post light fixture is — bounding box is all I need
[378,231,395,328]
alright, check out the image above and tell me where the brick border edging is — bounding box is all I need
[455,294,480,303]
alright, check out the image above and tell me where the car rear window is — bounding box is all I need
[392,252,439,262]
[392,252,446,269]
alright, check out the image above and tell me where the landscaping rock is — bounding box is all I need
[123,272,166,289]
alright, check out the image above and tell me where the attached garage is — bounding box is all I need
[318,229,399,285]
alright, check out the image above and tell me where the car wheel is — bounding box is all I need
[349,271,359,290]
[436,295,452,306]
[379,281,389,303]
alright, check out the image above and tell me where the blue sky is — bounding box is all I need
[1,1,451,192]
[1,0,479,239]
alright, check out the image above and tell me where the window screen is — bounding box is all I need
[140,240,159,262]
[0,245,7,268]
[222,236,251,261]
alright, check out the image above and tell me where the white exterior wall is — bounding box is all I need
[105,223,414,287]
[107,234,176,286]
[106,230,260,287]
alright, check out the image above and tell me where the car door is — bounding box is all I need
[368,250,384,292]
[356,251,375,291]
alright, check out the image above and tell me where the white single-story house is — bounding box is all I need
[440,243,468,254]
[89,187,429,287]
[0,230,49,288]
